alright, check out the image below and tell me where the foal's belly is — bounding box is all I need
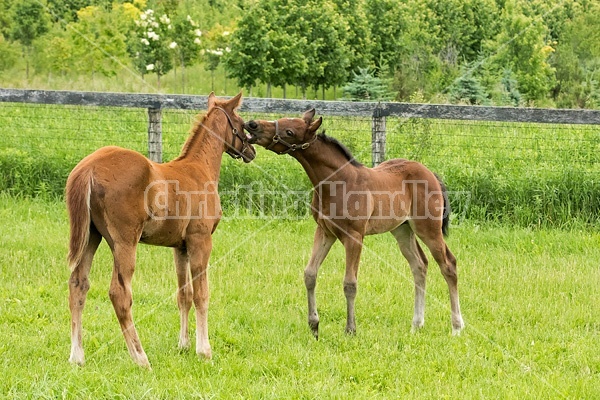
[365,218,407,235]
[140,219,187,247]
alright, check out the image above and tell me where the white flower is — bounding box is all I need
[146,64,155,71]
[146,9,154,15]
[159,14,170,24]
[167,24,172,30]
[169,41,177,49]
[140,13,147,20]
[222,31,230,36]
[187,15,197,26]
[195,29,202,37]
[194,37,201,45]
[139,20,148,28]
[140,38,150,46]
[225,47,231,53]
[147,31,159,41]
[151,21,159,29]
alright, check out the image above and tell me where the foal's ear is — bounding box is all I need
[228,91,243,109]
[308,116,322,133]
[207,92,216,109]
[303,108,316,123]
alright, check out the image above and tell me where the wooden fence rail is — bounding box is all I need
[2,88,600,165]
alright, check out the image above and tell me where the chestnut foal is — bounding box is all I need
[66,93,255,367]
[244,110,464,339]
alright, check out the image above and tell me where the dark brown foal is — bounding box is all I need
[244,110,464,339]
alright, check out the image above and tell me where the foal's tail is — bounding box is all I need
[435,174,451,237]
[66,167,94,271]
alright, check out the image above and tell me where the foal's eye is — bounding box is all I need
[285,129,294,137]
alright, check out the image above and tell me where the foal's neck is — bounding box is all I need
[173,111,226,179]
[292,139,361,188]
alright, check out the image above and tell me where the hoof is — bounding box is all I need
[411,323,424,334]
[69,348,85,366]
[178,339,191,351]
[452,318,465,336]
[133,355,152,369]
[309,320,319,340]
[197,348,212,360]
[345,326,356,336]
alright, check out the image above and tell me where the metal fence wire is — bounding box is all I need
[1,89,599,226]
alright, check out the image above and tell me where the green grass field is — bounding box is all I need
[1,196,599,398]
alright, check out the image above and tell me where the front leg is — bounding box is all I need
[304,226,336,339]
[187,234,213,359]
[173,247,192,350]
[341,232,364,335]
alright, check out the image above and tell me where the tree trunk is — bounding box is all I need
[267,82,272,98]
[283,84,286,99]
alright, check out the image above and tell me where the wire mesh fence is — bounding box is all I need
[1,92,599,227]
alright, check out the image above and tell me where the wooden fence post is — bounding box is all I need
[147,107,162,163]
[371,105,387,166]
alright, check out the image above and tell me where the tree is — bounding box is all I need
[551,1,600,108]
[171,14,203,92]
[67,6,129,79]
[223,3,271,93]
[485,0,556,103]
[447,67,489,105]
[342,67,393,101]
[9,0,51,79]
[129,8,177,89]
[331,0,372,80]
[226,0,352,99]
[0,34,20,73]
[202,24,232,93]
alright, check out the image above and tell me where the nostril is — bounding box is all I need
[248,121,258,129]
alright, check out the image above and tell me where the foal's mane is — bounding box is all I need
[317,132,363,167]
[174,110,212,161]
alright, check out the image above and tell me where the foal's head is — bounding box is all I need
[208,92,256,163]
[244,109,323,154]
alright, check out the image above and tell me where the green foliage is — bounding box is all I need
[68,6,130,77]
[226,0,353,98]
[1,0,599,106]
[129,8,178,86]
[551,1,600,108]
[9,0,51,48]
[171,14,202,68]
[447,67,489,105]
[0,35,20,72]
[486,0,556,103]
[342,67,393,101]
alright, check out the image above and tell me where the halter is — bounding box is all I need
[213,106,251,160]
[266,119,318,154]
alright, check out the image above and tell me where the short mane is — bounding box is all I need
[317,132,363,167]
[174,111,209,161]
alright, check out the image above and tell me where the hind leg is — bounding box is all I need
[413,222,464,335]
[69,230,102,365]
[174,247,193,350]
[109,243,150,368]
[391,224,429,332]
[341,232,364,335]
